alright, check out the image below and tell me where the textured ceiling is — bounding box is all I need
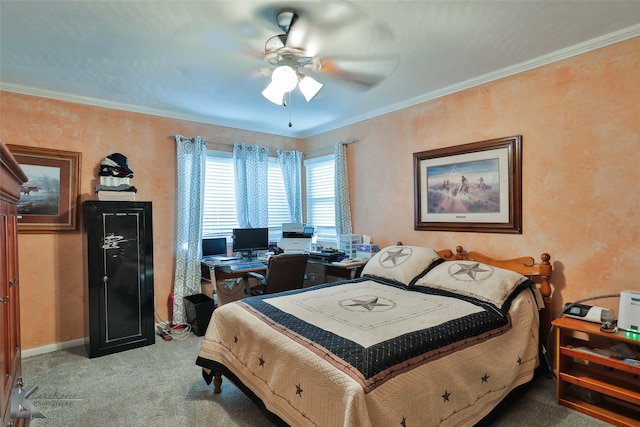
[1,1,639,138]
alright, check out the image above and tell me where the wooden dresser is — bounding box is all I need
[1,142,29,426]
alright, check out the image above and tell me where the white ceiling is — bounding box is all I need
[1,1,639,138]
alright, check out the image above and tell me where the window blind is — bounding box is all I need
[203,152,237,238]
[304,154,336,243]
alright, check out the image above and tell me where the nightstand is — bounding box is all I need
[552,316,640,426]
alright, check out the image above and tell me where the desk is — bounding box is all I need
[201,259,267,305]
[202,258,364,283]
[201,258,367,304]
[201,258,267,278]
[304,259,366,287]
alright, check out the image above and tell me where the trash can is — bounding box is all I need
[184,294,215,336]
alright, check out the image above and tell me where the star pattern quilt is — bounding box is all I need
[197,276,540,426]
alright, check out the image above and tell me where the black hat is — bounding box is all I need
[104,153,133,175]
[98,165,133,178]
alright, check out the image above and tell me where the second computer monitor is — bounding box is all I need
[202,237,227,257]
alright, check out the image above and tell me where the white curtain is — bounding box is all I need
[277,149,303,223]
[334,140,353,235]
[172,135,206,325]
[233,143,269,228]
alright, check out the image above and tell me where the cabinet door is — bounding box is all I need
[7,203,20,385]
[85,202,154,358]
[1,206,9,425]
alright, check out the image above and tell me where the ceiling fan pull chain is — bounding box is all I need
[288,93,293,128]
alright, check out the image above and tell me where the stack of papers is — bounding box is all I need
[331,259,367,267]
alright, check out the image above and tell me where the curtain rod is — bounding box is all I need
[167,136,358,155]
[168,136,233,148]
[302,139,359,156]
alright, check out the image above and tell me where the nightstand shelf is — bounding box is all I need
[553,316,640,426]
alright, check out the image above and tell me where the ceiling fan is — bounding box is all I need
[257,4,398,107]
[260,10,324,105]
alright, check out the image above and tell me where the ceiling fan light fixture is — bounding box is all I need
[262,82,285,105]
[271,65,298,93]
[298,75,323,102]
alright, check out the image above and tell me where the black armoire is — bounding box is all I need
[83,201,155,358]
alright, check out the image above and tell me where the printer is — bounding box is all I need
[618,290,640,333]
[280,223,314,253]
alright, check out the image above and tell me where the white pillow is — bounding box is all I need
[361,246,442,286]
[412,260,531,310]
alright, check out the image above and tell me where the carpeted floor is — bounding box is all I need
[21,333,611,427]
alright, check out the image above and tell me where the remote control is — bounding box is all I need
[623,358,640,366]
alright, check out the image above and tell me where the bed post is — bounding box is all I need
[538,253,553,347]
[213,372,222,393]
[454,245,465,259]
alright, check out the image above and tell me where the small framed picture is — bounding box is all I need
[8,145,81,233]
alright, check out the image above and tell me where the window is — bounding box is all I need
[202,151,235,238]
[202,150,290,243]
[304,154,336,243]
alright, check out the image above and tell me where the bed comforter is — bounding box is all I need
[197,273,540,427]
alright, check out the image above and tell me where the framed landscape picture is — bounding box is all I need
[413,135,522,234]
[8,145,81,233]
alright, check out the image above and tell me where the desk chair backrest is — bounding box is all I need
[263,253,309,294]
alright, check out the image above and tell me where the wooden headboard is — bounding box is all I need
[437,245,553,345]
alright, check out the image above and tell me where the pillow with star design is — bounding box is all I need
[411,260,533,312]
[360,245,443,286]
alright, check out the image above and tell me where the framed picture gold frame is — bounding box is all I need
[413,135,522,234]
[8,145,81,233]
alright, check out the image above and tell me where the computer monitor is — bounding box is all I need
[232,227,269,258]
[202,237,227,257]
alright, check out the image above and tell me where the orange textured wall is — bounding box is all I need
[0,93,300,349]
[305,37,640,318]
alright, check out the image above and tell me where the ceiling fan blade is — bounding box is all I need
[283,13,312,51]
[265,34,287,52]
[258,67,273,77]
[256,2,394,56]
[316,56,399,88]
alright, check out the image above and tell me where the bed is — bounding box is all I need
[196,245,552,426]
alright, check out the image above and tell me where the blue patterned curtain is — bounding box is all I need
[173,135,206,325]
[276,149,303,223]
[334,140,353,234]
[233,143,269,228]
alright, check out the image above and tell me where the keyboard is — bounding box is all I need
[202,255,239,262]
[227,262,266,272]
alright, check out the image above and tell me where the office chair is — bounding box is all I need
[243,253,309,296]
